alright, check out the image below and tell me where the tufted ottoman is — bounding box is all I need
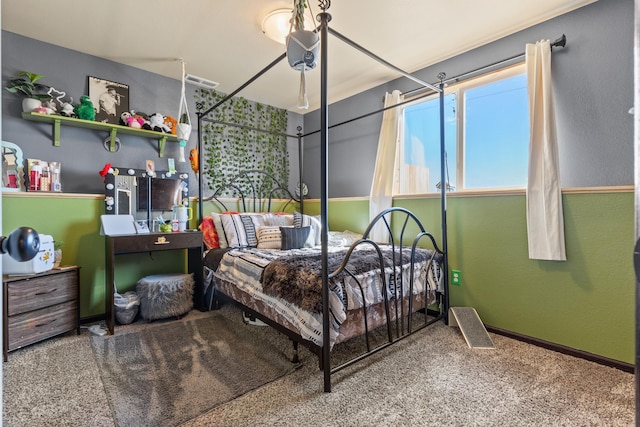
[136,273,194,321]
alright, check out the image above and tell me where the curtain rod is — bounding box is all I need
[402,34,567,98]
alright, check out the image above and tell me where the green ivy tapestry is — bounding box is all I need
[195,88,289,196]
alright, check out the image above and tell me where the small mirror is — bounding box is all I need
[104,166,189,230]
[1,141,25,192]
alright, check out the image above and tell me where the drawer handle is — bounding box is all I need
[35,319,57,328]
[35,288,58,296]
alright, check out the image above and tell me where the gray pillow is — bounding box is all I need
[280,226,311,250]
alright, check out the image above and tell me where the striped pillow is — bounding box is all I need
[293,212,322,247]
[220,214,268,248]
[256,226,282,249]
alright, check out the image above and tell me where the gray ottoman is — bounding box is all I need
[136,273,194,321]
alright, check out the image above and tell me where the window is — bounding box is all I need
[397,64,529,194]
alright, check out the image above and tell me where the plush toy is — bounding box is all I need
[74,96,95,121]
[164,115,178,135]
[148,113,172,133]
[120,111,144,128]
[33,105,52,114]
[60,101,76,118]
[131,110,152,130]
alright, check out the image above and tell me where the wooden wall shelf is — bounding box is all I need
[21,112,179,157]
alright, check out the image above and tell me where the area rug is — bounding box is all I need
[91,309,298,427]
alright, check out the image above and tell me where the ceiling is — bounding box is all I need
[2,0,595,112]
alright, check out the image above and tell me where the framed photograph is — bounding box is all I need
[88,76,129,125]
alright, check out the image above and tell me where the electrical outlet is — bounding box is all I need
[451,269,461,286]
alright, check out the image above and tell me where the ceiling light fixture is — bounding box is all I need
[261,8,315,45]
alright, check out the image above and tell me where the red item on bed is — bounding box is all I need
[200,216,220,249]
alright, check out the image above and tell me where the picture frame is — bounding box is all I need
[1,141,25,192]
[88,76,129,125]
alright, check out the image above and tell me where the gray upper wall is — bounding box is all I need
[302,0,634,198]
[1,32,303,196]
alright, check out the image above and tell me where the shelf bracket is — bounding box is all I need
[109,128,118,152]
[53,119,61,146]
[158,136,168,158]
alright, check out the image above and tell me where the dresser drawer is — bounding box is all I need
[6,270,78,316]
[7,300,78,352]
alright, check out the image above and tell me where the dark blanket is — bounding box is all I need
[262,247,435,313]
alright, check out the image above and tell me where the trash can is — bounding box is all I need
[114,291,140,324]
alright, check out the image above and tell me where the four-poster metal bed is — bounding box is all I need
[195,1,449,392]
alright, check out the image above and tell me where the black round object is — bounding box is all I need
[1,227,40,262]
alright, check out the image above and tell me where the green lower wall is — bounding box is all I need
[304,191,634,364]
[3,191,633,364]
[2,193,186,319]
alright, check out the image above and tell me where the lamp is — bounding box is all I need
[261,8,314,45]
[0,227,40,262]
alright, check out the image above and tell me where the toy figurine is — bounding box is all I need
[74,96,95,121]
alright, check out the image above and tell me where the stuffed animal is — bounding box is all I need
[74,96,95,121]
[120,111,144,129]
[60,101,76,118]
[164,115,178,135]
[131,110,152,130]
[148,113,172,133]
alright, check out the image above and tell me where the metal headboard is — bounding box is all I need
[203,169,297,213]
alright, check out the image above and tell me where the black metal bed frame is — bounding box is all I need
[196,1,449,392]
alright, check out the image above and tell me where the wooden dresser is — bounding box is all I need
[3,266,80,361]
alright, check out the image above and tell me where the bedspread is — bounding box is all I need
[213,245,442,347]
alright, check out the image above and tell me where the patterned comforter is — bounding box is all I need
[211,245,443,347]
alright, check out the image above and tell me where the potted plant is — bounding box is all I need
[53,240,63,268]
[5,71,52,112]
[177,112,191,141]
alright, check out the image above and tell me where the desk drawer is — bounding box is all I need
[7,300,78,352]
[7,270,79,316]
[110,232,203,253]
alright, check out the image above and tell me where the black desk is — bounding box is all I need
[105,231,203,334]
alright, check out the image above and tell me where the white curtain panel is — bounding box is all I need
[369,90,404,242]
[525,40,567,261]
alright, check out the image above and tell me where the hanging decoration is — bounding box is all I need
[177,59,192,162]
[286,0,319,109]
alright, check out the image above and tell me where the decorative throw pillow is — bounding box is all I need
[220,213,268,248]
[256,226,282,249]
[327,230,363,247]
[265,212,294,227]
[293,212,322,247]
[199,216,220,249]
[211,213,229,248]
[280,226,311,250]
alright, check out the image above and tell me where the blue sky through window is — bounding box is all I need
[403,73,529,191]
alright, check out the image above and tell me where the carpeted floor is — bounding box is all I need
[90,312,298,426]
[3,303,635,426]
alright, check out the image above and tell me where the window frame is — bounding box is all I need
[397,63,528,196]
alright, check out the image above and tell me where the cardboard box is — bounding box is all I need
[2,234,54,274]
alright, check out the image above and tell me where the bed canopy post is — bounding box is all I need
[197,112,204,224]
[438,77,450,323]
[318,1,333,394]
[297,125,304,214]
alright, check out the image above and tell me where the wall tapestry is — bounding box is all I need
[195,88,289,196]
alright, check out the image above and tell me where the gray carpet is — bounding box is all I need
[90,311,298,427]
[2,304,635,426]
